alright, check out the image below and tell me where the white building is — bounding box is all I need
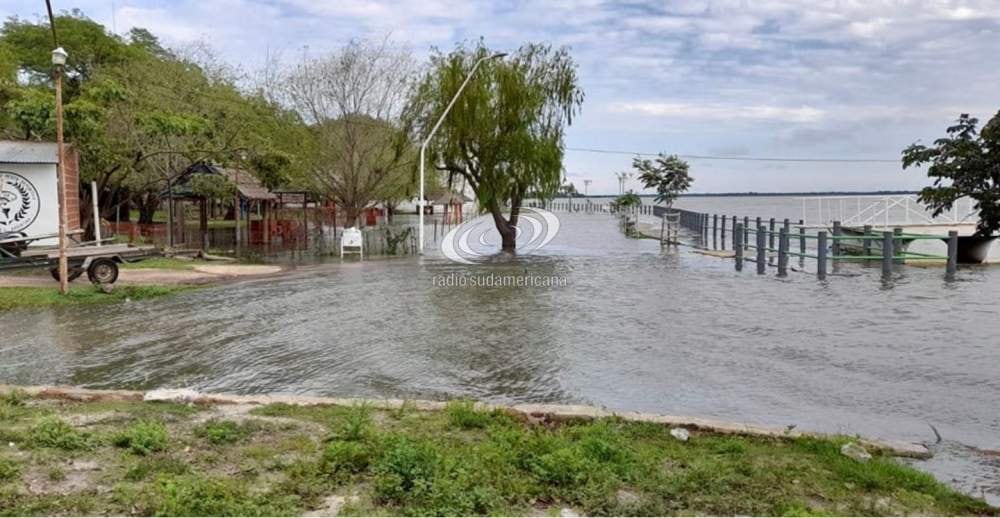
[0,141,81,242]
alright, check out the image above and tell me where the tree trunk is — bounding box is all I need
[486,199,517,252]
[137,195,159,225]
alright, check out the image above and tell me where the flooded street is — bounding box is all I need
[2,213,999,503]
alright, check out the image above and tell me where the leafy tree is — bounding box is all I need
[902,112,1000,237]
[412,41,584,251]
[279,39,420,225]
[634,154,692,207]
[612,191,641,210]
[558,181,580,197]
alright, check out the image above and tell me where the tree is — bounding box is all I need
[279,39,420,225]
[902,112,1000,237]
[558,181,580,197]
[612,191,641,210]
[412,41,584,251]
[635,154,693,207]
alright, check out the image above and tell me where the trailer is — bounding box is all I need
[0,231,159,285]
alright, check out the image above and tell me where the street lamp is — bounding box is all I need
[52,46,69,294]
[418,51,506,254]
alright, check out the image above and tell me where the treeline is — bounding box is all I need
[0,11,434,229]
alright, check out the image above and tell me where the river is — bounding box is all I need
[1,204,998,504]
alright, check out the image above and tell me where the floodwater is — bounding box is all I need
[2,208,1000,504]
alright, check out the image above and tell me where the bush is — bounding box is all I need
[373,437,439,503]
[29,419,90,450]
[114,421,169,455]
[0,390,26,407]
[196,420,258,445]
[322,441,371,475]
[146,474,297,516]
[335,405,372,442]
[0,458,19,481]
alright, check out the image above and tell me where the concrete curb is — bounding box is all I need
[0,384,931,459]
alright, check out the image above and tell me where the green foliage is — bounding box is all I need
[413,41,584,249]
[383,226,413,255]
[902,111,1000,236]
[190,174,237,200]
[372,436,440,503]
[143,474,298,516]
[0,458,19,481]
[195,420,258,445]
[334,405,373,442]
[29,419,90,450]
[635,154,693,206]
[0,390,26,408]
[0,285,188,312]
[445,400,492,429]
[612,191,641,209]
[322,440,372,475]
[113,420,169,455]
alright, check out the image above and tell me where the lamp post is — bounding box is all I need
[418,51,506,254]
[52,46,69,295]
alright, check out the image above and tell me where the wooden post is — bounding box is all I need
[766,218,774,251]
[946,230,958,277]
[817,231,828,280]
[743,216,750,250]
[832,220,842,258]
[798,222,806,263]
[777,227,789,277]
[882,231,893,276]
[199,198,208,251]
[756,226,766,274]
[735,223,744,271]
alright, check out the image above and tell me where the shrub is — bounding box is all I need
[335,405,372,442]
[29,419,90,450]
[147,474,297,516]
[0,458,19,481]
[373,437,439,502]
[322,440,371,475]
[114,421,169,455]
[0,390,26,407]
[196,420,258,445]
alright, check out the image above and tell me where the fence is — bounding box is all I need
[651,208,960,280]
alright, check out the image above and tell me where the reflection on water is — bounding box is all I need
[2,213,999,503]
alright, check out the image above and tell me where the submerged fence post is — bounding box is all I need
[798,221,806,264]
[882,231,893,276]
[777,227,789,277]
[946,230,959,278]
[713,214,719,249]
[743,216,750,250]
[862,224,872,257]
[832,220,842,258]
[756,226,766,274]
[817,231,828,280]
[768,218,776,252]
[735,223,744,271]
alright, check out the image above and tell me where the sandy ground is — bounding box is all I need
[0,264,285,288]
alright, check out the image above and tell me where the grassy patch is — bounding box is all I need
[113,420,169,455]
[0,285,189,312]
[195,419,259,445]
[0,394,994,516]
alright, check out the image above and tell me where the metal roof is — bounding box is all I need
[0,141,59,164]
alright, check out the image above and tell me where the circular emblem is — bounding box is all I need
[0,171,41,234]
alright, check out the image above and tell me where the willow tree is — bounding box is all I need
[413,42,583,251]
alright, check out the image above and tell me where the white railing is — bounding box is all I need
[800,195,977,228]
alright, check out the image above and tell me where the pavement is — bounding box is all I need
[0,264,285,288]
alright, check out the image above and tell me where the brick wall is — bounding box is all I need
[62,145,80,232]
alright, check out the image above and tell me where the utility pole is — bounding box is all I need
[47,1,69,294]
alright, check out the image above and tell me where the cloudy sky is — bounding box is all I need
[3,0,999,194]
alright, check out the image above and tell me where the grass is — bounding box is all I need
[0,390,995,516]
[0,285,189,312]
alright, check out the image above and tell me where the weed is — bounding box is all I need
[322,440,372,475]
[47,466,66,482]
[113,421,169,455]
[445,400,492,429]
[373,436,439,503]
[29,419,90,450]
[195,419,259,445]
[0,390,26,407]
[143,474,299,516]
[124,456,190,482]
[335,404,373,442]
[0,458,19,481]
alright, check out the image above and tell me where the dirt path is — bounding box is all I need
[0,264,286,287]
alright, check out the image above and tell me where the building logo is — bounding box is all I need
[0,171,41,234]
[441,207,560,264]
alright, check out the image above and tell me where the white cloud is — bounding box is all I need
[609,102,826,123]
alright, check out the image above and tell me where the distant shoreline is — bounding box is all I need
[556,191,919,198]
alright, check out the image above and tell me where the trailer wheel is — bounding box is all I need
[49,266,84,282]
[87,258,119,285]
